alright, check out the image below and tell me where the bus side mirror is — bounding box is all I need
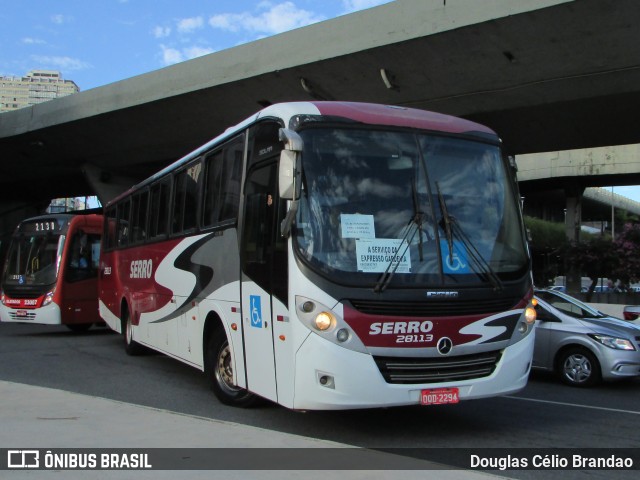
[278,128,303,238]
[279,150,296,200]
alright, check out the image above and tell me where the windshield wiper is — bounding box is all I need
[373,216,420,293]
[412,174,424,262]
[436,182,453,261]
[373,169,428,294]
[436,183,503,292]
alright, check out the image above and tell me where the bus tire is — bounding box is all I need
[122,309,144,356]
[205,328,259,407]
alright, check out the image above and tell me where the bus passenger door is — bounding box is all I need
[241,162,278,402]
[62,227,102,325]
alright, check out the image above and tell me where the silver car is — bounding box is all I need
[533,289,640,387]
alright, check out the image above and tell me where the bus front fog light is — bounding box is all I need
[336,328,350,342]
[318,374,335,389]
[517,322,528,334]
[314,312,334,331]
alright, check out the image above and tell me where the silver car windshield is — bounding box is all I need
[294,127,528,288]
[536,290,605,318]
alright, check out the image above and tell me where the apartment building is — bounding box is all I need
[0,70,79,113]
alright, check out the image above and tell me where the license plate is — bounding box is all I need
[420,387,459,405]
[16,310,28,318]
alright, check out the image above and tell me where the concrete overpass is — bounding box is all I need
[517,144,640,240]
[1,0,640,230]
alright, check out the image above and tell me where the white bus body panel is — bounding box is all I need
[99,299,120,332]
[241,282,278,402]
[0,302,62,325]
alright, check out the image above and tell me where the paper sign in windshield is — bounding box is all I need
[356,238,411,273]
[340,214,375,239]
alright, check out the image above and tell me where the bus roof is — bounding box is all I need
[109,101,498,206]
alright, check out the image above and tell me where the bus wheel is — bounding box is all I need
[122,310,144,356]
[66,323,92,333]
[206,329,258,407]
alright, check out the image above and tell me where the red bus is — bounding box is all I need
[99,101,536,409]
[0,213,103,331]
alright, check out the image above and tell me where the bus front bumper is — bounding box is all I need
[292,332,534,410]
[0,303,62,325]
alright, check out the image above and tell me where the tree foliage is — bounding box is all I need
[563,222,640,297]
[524,216,566,251]
[611,223,640,284]
[524,216,567,286]
[563,236,618,296]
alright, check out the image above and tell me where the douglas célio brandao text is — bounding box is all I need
[470,453,634,470]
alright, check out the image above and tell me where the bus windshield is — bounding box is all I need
[294,127,528,288]
[4,233,64,287]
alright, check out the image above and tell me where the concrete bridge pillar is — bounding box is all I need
[565,183,585,292]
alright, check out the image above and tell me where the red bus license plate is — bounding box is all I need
[421,388,459,405]
[16,310,28,318]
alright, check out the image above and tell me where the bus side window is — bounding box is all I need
[66,231,99,282]
[221,140,243,222]
[104,207,117,250]
[202,136,243,229]
[130,191,149,244]
[172,160,201,234]
[149,180,170,239]
[117,200,130,247]
[203,150,224,227]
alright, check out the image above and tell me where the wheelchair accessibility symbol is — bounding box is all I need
[250,295,263,328]
[440,240,470,274]
[445,252,467,271]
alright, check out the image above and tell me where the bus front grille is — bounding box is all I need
[8,311,37,321]
[349,298,520,317]
[373,350,502,384]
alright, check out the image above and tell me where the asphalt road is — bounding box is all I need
[1,322,639,479]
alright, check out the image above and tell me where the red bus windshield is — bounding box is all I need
[4,232,64,288]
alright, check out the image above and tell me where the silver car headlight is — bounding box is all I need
[589,334,636,351]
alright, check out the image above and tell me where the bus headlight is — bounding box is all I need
[295,295,368,354]
[42,290,55,307]
[314,312,335,331]
[524,307,536,324]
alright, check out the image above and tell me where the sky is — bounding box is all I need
[1,0,639,204]
[0,0,392,91]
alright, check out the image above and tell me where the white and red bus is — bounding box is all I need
[1,213,103,332]
[99,101,536,410]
